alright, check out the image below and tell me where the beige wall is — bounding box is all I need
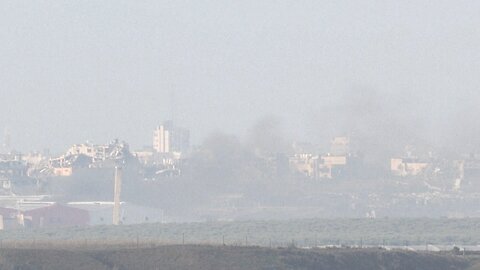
[321,156,347,166]
[53,167,73,177]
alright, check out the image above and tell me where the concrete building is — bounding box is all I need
[66,139,130,163]
[0,161,27,179]
[318,154,349,179]
[289,154,318,178]
[290,154,351,179]
[23,204,90,228]
[52,167,73,177]
[391,158,430,177]
[133,149,155,166]
[0,200,163,228]
[48,139,132,176]
[0,204,90,229]
[153,121,189,154]
[0,153,27,179]
[289,137,362,179]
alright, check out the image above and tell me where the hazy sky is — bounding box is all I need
[1,1,479,153]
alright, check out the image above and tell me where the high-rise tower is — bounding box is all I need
[153,121,189,154]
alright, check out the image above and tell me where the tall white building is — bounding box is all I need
[153,121,189,154]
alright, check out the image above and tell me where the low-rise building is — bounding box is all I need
[69,202,166,225]
[391,158,430,177]
[0,153,27,178]
[289,137,361,179]
[289,154,318,178]
[23,204,89,228]
[52,167,73,177]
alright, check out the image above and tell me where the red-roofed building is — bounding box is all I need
[23,204,89,228]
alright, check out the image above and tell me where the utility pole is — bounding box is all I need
[113,166,122,225]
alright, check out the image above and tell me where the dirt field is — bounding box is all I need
[0,245,473,270]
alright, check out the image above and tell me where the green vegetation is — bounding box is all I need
[1,218,480,247]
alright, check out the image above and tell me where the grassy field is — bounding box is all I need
[0,245,473,270]
[0,218,479,247]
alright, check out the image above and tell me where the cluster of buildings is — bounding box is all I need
[136,121,190,179]
[289,137,480,189]
[0,120,479,186]
[389,152,480,192]
[0,122,479,228]
[48,139,131,176]
[0,121,191,180]
[1,121,479,186]
[289,137,362,179]
[0,121,189,229]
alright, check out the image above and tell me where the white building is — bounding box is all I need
[68,202,167,225]
[153,121,189,154]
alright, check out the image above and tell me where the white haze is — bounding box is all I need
[0,0,479,153]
